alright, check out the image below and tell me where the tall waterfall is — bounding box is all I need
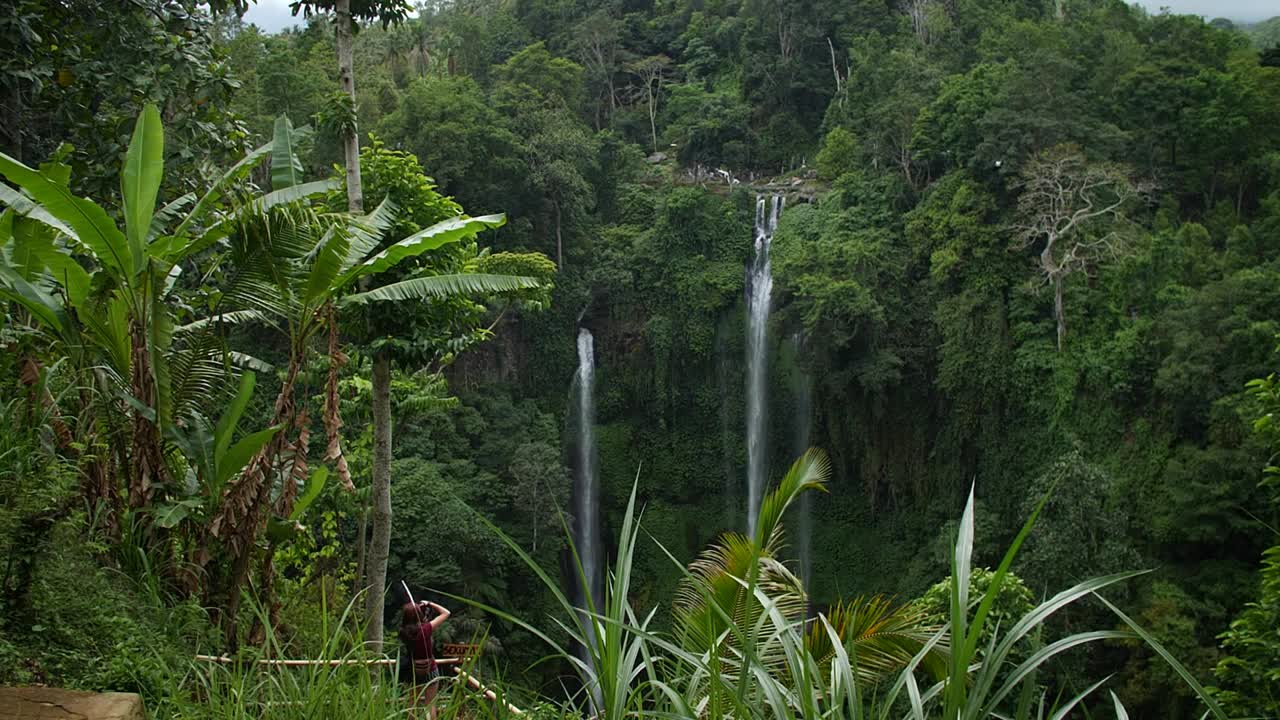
[572,328,602,710]
[746,195,783,537]
[574,328,600,606]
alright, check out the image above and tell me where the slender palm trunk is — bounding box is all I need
[365,352,393,649]
[648,93,658,153]
[335,0,391,650]
[336,0,363,214]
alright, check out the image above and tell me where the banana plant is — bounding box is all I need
[156,371,283,530]
[0,105,331,520]
[201,116,546,640]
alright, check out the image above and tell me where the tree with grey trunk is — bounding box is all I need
[288,0,412,652]
[575,10,621,130]
[627,55,672,154]
[1013,144,1149,351]
[332,140,554,652]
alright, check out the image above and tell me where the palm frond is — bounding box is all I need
[172,135,275,239]
[148,192,195,242]
[339,213,506,285]
[342,198,398,270]
[174,310,267,335]
[339,273,540,306]
[805,595,949,684]
[756,448,830,551]
[247,180,337,216]
[219,270,295,322]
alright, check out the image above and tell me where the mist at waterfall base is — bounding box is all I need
[746,195,783,539]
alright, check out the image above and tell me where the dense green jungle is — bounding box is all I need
[2,0,1280,718]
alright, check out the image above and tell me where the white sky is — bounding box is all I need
[241,0,1276,33]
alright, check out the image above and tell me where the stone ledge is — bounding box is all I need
[0,687,144,720]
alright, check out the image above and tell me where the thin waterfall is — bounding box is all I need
[746,195,783,537]
[574,328,601,609]
[572,327,602,710]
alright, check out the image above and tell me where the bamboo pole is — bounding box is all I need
[193,655,462,667]
[452,667,523,715]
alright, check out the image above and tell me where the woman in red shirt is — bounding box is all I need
[398,600,450,718]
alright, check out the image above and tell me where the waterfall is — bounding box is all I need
[746,195,783,538]
[572,328,602,710]
[574,328,601,607]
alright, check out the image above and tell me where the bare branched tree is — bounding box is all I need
[575,10,621,130]
[1013,145,1150,351]
[900,0,934,45]
[626,55,672,154]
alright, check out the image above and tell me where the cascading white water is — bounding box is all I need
[574,328,600,606]
[746,195,783,538]
[572,328,603,712]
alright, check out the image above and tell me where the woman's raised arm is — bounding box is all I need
[428,601,451,628]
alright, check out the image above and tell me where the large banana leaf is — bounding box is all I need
[4,211,91,305]
[0,151,131,277]
[270,115,307,190]
[338,213,506,286]
[0,264,67,332]
[122,104,163,270]
[0,182,74,238]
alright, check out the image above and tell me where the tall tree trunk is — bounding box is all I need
[365,352,393,650]
[1053,274,1066,352]
[607,75,616,123]
[648,93,658,153]
[336,0,363,214]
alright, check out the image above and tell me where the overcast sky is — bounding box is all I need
[242,0,1276,33]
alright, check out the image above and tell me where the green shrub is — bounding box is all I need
[1212,545,1280,718]
[2,521,209,705]
[916,566,1035,657]
[815,127,860,180]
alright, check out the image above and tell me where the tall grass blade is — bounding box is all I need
[1094,593,1228,720]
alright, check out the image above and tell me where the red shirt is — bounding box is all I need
[400,621,435,663]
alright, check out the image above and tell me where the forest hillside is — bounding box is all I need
[1,0,1279,718]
